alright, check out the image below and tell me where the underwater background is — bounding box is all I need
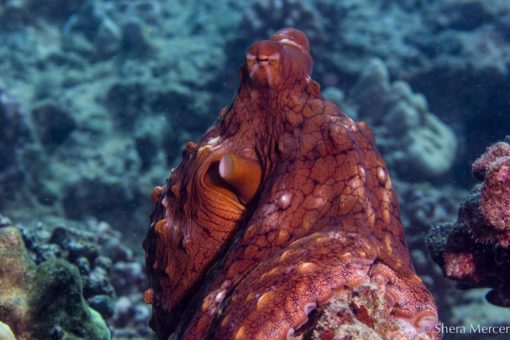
[0,0,510,339]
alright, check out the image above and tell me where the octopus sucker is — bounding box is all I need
[144,28,438,339]
[143,288,153,305]
[256,291,275,311]
[151,186,164,203]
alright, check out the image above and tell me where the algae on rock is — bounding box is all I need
[0,226,110,340]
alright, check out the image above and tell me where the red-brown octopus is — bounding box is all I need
[143,28,439,339]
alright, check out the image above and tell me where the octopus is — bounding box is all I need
[143,28,439,339]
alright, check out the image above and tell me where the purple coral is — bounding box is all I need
[427,139,510,306]
[479,155,510,232]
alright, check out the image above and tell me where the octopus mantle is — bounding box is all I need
[143,28,438,339]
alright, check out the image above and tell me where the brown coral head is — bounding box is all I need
[244,28,312,89]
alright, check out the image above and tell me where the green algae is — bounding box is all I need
[28,259,111,340]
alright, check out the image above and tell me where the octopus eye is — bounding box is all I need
[245,46,282,87]
[256,56,269,63]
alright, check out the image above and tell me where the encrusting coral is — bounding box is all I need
[0,224,111,340]
[427,139,510,307]
[144,28,438,339]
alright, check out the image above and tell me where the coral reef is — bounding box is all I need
[0,85,40,204]
[239,0,325,45]
[0,0,234,234]
[0,216,151,339]
[427,140,510,307]
[294,282,427,339]
[0,0,508,338]
[0,224,110,339]
[347,59,457,179]
[0,226,34,339]
[29,259,111,340]
[144,28,437,339]
[2,0,505,239]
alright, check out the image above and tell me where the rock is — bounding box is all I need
[0,227,111,339]
[427,141,510,307]
[31,101,76,148]
[28,259,111,339]
[110,262,144,295]
[89,294,115,319]
[84,266,115,297]
[28,0,87,21]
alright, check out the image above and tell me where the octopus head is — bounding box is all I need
[244,28,313,89]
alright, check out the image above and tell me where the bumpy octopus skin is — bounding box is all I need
[143,28,439,339]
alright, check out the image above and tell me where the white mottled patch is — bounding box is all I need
[215,289,226,303]
[277,192,292,210]
[207,136,220,146]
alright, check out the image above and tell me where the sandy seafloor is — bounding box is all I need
[1,0,510,339]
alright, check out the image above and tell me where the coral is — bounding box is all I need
[294,282,430,339]
[480,158,510,231]
[0,86,37,199]
[0,322,16,340]
[0,0,232,233]
[0,226,34,339]
[28,259,110,340]
[144,28,437,339]
[391,179,468,322]
[0,216,150,338]
[27,0,87,21]
[349,59,457,179]
[427,140,510,307]
[240,0,325,44]
[0,225,110,339]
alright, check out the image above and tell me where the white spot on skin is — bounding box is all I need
[279,37,303,50]
[277,192,292,210]
[207,136,220,146]
[215,289,226,303]
[376,167,387,185]
[342,121,358,131]
[358,166,366,180]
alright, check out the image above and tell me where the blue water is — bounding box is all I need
[0,0,509,339]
